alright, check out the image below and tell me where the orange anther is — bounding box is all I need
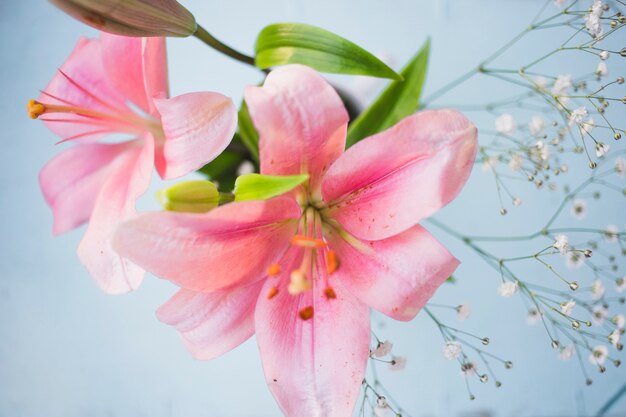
[324,287,337,299]
[267,263,281,277]
[326,250,339,275]
[27,99,46,119]
[298,306,314,320]
[267,286,279,300]
[291,235,326,249]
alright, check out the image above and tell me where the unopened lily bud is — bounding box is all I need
[156,180,219,213]
[49,0,197,37]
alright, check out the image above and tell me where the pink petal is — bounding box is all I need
[112,198,301,292]
[77,136,154,294]
[326,224,459,321]
[39,142,136,235]
[153,92,237,180]
[156,280,264,360]
[322,109,477,240]
[255,250,370,417]
[39,37,133,141]
[244,65,348,190]
[101,33,168,116]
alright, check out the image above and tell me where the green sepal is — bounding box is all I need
[234,173,309,202]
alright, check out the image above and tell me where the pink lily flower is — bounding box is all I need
[113,65,477,416]
[29,33,237,293]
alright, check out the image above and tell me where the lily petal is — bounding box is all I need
[141,37,169,114]
[322,109,477,240]
[77,136,154,294]
[157,280,264,360]
[112,197,301,292]
[39,141,136,235]
[326,224,458,321]
[245,65,348,189]
[39,37,133,141]
[255,250,370,417]
[153,92,237,180]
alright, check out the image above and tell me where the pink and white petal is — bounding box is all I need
[77,136,154,294]
[255,255,370,417]
[39,37,133,141]
[153,92,237,180]
[112,197,301,292]
[39,141,137,235]
[322,109,477,241]
[244,65,348,189]
[157,280,264,360]
[141,37,169,115]
[326,224,458,321]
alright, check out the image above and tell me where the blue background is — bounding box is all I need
[1,0,625,416]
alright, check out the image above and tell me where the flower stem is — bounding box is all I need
[193,25,256,67]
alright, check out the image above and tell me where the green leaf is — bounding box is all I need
[346,38,430,147]
[255,23,402,80]
[234,173,309,202]
[156,180,219,213]
[238,101,259,162]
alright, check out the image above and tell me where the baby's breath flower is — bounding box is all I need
[529,115,545,135]
[580,117,596,134]
[566,251,585,269]
[443,341,463,360]
[527,308,543,325]
[498,281,518,297]
[559,345,575,361]
[508,153,523,171]
[570,199,587,220]
[604,225,619,242]
[595,142,610,158]
[495,114,516,135]
[461,362,477,378]
[457,303,471,321]
[553,234,569,255]
[552,74,573,96]
[560,299,576,315]
[609,329,621,349]
[481,156,499,172]
[585,0,604,38]
[616,277,626,293]
[589,345,609,366]
[568,107,588,126]
[388,356,406,371]
[591,279,606,300]
[592,305,608,326]
[613,314,625,329]
[371,340,393,358]
[554,0,567,7]
[615,158,626,178]
[534,75,548,88]
[596,61,608,77]
[599,50,609,60]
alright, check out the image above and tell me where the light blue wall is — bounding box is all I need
[1,1,624,416]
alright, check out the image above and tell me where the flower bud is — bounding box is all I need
[156,180,219,213]
[49,0,197,37]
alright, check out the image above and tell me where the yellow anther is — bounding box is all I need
[267,263,281,277]
[326,250,339,275]
[291,235,326,249]
[298,306,314,321]
[267,286,279,300]
[288,269,311,295]
[27,99,46,119]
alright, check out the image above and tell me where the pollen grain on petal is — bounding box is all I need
[326,250,339,275]
[27,99,46,119]
[267,263,281,277]
[267,286,279,300]
[324,287,337,299]
[298,306,314,320]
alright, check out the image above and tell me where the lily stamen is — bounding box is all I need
[291,234,326,248]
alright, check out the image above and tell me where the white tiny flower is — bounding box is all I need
[591,279,606,300]
[534,75,548,88]
[457,304,471,321]
[599,50,609,60]
[498,281,518,298]
[616,277,626,293]
[613,313,625,329]
[560,300,576,316]
[570,199,587,220]
[529,115,545,136]
[553,0,567,6]
[508,153,523,171]
[374,397,389,417]
[580,117,596,134]
[559,345,575,361]
[236,160,255,176]
[495,114,516,135]
[615,158,626,178]
[553,234,569,255]
[609,329,621,348]
[596,61,608,77]
[566,251,584,269]
[371,340,393,358]
[568,107,588,126]
[388,356,406,371]
[596,142,610,158]
[443,341,463,360]
[604,224,619,242]
[552,74,573,96]
[527,308,543,325]
[481,156,499,172]
[585,2,604,38]
[592,305,608,326]
[589,345,608,366]
[460,362,477,378]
